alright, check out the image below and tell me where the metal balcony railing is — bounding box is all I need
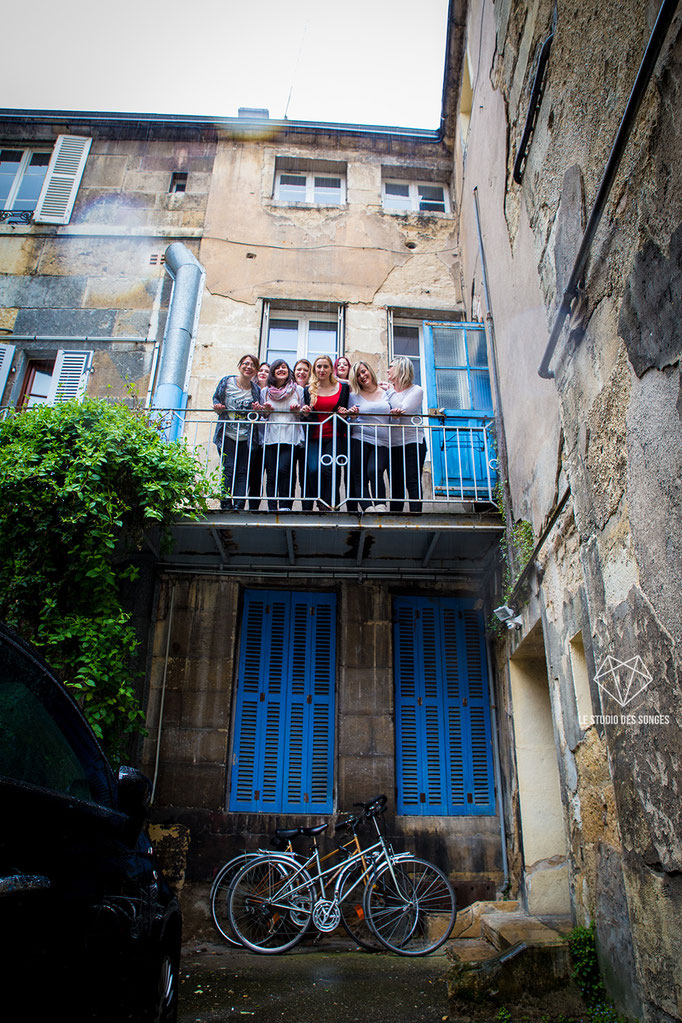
[161,408,498,510]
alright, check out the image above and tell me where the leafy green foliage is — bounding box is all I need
[567,925,606,1006]
[0,398,213,758]
[491,479,535,632]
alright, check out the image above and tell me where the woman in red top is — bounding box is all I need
[301,355,350,510]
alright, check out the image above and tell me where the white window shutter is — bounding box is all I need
[46,350,92,405]
[33,135,92,225]
[0,344,16,403]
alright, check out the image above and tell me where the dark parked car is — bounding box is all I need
[0,622,181,1021]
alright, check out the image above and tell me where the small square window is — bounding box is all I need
[169,172,188,193]
[275,170,345,205]
[382,179,449,215]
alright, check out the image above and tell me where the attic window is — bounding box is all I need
[169,172,188,193]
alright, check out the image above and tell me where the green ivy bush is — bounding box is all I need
[0,398,213,758]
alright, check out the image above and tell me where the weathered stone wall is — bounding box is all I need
[458,0,682,1018]
[0,121,214,403]
[190,132,463,410]
[144,573,503,939]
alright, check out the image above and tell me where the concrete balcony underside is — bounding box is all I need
[161,508,504,579]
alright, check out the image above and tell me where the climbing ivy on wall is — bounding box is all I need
[0,398,213,759]
[494,479,536,603]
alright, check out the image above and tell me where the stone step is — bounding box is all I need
[481,910,567,952]
[451,899,521,939]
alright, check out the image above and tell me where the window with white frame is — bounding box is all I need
[0,149,52,221]
[262,304,343,366]
[0,135,91,225]
[0,347,92,407]
[274,170,345,205]
[382,180,449,214]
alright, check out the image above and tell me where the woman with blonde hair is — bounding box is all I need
[301,355,350,509]
[386,355,426,512]
[347,360,391,513]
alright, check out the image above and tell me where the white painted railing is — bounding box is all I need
[164,409,497,510]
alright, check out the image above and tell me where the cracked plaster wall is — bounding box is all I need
[458,0,682,1018]
[189,135,463,410]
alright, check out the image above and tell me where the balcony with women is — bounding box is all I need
[162,325,503,580]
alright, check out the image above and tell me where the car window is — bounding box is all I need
[0,639,111,806]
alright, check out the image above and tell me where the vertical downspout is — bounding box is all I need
[473,187,510,890]
[151,582,176,805]
[151,242,205,441]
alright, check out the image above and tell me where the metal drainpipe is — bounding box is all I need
[151,242,205,439]
[486,637,510,893]
[472,188,510,889]
[151,582,176,805]
[539,0,680,379]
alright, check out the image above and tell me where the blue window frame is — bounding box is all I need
[230,589,336,814]
[424,322,497,498]
[393,596,495,816]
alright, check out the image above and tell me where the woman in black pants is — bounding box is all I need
[301,355,350,510]
[386,355,426,512]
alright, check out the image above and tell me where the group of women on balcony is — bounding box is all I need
[212,352,425,513]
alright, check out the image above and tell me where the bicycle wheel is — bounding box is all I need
[228,855,314,954]
[337,860,384,952]
[210,853,257,946]
[363,857,456,955]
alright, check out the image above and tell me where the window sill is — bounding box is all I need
[381,207,452,219]
[266,200,348,211]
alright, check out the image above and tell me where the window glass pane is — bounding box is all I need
[393,325,421,386]
[466,330,488,368]
[278,173,307,201]
[432,326,467,366]
[435,369,471,409]
[14,152,51,211]
[313,176,342,204]
[418,185,446,212]
[383,181,411,210]
[0,149,23,205]
[470,370,492,410]
[308,321,338,360]
[267,319,299,366]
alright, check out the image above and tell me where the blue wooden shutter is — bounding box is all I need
[394,597,495,816]
[230,590,335,813]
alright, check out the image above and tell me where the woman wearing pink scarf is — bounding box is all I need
[254,359,304,512]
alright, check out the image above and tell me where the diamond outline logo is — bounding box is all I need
[594,654,653,708]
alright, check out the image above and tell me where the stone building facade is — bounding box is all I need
[455,0,682,1018]
[1,0,681,1016]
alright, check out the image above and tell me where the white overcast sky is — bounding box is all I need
[2,0,449,129]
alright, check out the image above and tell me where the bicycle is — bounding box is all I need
[210,825,308,946]
[227,794,456,956]
[210,818,383,951]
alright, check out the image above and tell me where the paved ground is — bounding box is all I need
[178,937,452,1023]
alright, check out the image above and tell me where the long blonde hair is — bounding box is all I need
[308,355,337,406]
[349,360,378,394]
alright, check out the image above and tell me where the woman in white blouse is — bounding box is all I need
[348,361,391,513]
[385,355,426,512]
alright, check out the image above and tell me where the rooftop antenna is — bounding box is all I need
[283,22,308,119]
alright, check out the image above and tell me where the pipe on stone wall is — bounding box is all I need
[538,0,680,379]
[151,581,176,805]
[151,242,205,439]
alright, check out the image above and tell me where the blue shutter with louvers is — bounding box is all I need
[230,590,336,813]
[394,597,495,816]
